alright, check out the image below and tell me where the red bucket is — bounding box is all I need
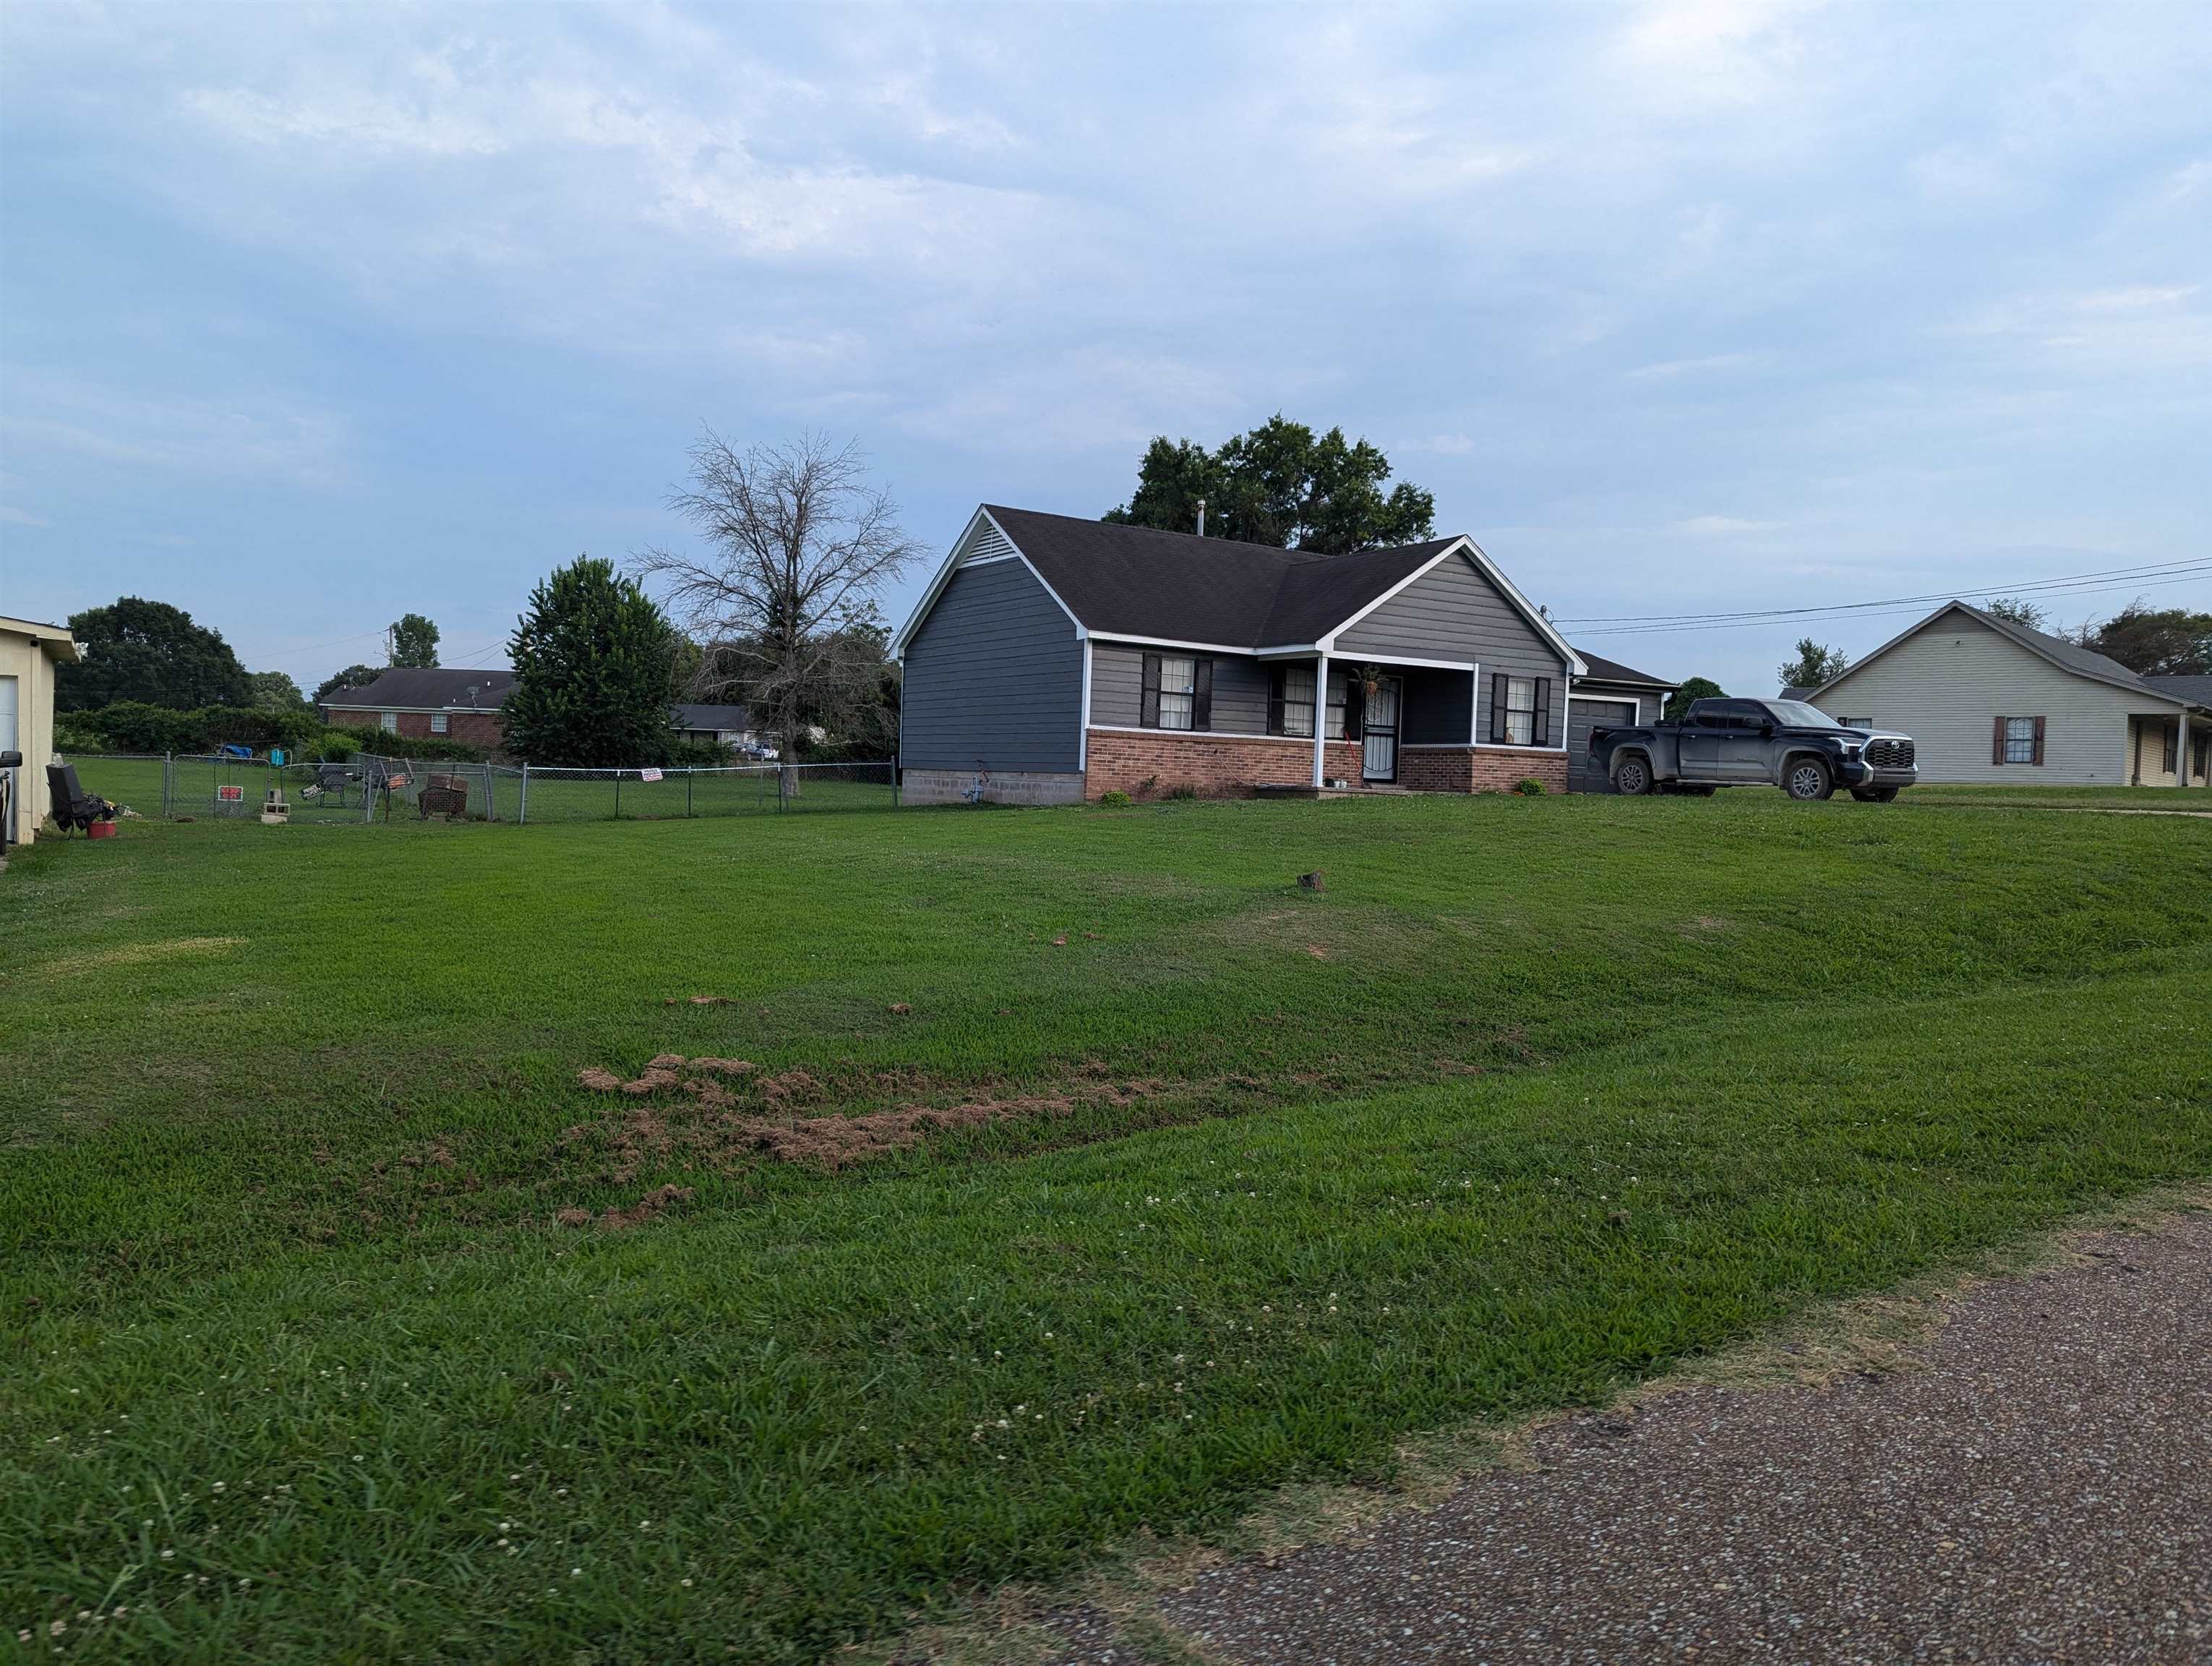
[86,820,119,841]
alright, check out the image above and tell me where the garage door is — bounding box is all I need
[1567,699,1634,793]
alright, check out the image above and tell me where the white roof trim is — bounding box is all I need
[1089,631,1263,656]
[891,505,1086,659]
[1314,538,1586,675]
[1814,600,2191,709]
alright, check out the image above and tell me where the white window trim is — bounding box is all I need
[1155,654,1199,731]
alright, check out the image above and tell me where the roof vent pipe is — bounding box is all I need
[1196,497,1206,538]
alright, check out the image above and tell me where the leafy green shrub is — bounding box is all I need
[1514,777,1548,795]
[1165,783,1199,802]
[1098,790,1132,808]
[64,701,329,755]
[319,725,491,764]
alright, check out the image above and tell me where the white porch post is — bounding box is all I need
[2179,709,2192,787]
[1312,652,1330,789]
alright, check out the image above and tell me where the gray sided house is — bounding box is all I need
[1809,601,2211,787]
[1564,650,1680,794]
[891,506,1590,804]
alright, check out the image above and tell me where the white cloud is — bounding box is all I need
[1627,353,1763,381]
[2075,284,2197,311]
[0,372,348,487]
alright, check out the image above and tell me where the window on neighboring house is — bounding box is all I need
[1995,714,2043,765]
[1279,666,1316,738]
[430,712,450,735]
[380,712,399,734]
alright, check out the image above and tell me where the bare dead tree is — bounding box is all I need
[633,430,927,755]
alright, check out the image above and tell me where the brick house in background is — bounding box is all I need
[891,505,1590,805]
[320,669,513,750]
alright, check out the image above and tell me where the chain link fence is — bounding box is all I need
[502,760,898,823]
[59,753,899,827]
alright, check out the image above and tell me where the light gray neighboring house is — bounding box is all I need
[672,704,762,751]
[1807,601,2211,787]
[1565,651,1680,794]
[891,505,1591,803]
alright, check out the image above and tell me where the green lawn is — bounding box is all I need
[5,792,2209,1661]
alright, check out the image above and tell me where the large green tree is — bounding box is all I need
[247,671,310,712]
[2073,600,2212,676]
[313,664,385,704]
[502,557,679,766]
[1775,638,1849,690]
[1663,676,1726,721]
[1104,415,1436,553]
[56,597,252,712]
[387,613,440,667]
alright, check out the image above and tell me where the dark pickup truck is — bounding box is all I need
[1588,698,1918,801]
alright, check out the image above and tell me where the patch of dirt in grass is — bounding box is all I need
[554,1184,696,1230]
[43,936,246,974]
[551,1055,1212,1184]
[1679,914,1736,937]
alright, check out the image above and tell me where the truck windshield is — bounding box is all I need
[1766,700,1847,729]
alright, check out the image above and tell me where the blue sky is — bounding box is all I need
[2,1,2207,696]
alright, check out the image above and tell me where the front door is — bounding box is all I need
[1362,676,1400,782]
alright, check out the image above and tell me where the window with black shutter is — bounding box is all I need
[1533,678,1552,746]
[1141,654,1162,728]
[1191,659,1213,732]
[1489,672,1507,743]
[1154,656,1199,730]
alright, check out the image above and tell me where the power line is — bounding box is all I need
[1569,571,2212,639]
[1552,557,2211,629]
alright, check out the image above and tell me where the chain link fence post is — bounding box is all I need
[519,762,530,824]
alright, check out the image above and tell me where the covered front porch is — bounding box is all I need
[1258,653,1562,793]
[2129,710,2211,787]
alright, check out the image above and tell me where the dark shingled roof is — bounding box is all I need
[322,668,513,709]
[981,505,1460,648]
[2144,674,2212,709]
[672,704,754,730]
[1574,649,1678,690]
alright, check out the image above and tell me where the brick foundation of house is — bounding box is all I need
[1398,746,1569,794]
[1084,730,1364,799]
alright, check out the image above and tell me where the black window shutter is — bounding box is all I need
[2034,715,2047,767]
[1534,678,1552,747]
[1489,672,1507,744]
[1267,667,1285,735]
[1992,716,2007,766]
[1192,659,1213,731]
[1141,654,1162,729]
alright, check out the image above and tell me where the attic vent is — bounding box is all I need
[963,525,1016,565]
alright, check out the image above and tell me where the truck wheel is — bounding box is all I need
[1785,757,1835,801]
[1849,787,1898,803]
[1614,754,1654,795]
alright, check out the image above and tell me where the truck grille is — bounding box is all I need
[1866,738,1914,770]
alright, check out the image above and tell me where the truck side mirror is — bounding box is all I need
[1759,721,1775,738]
[0,751,21,769]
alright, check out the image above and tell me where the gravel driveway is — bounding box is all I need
[1041,1206,2212,1665]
